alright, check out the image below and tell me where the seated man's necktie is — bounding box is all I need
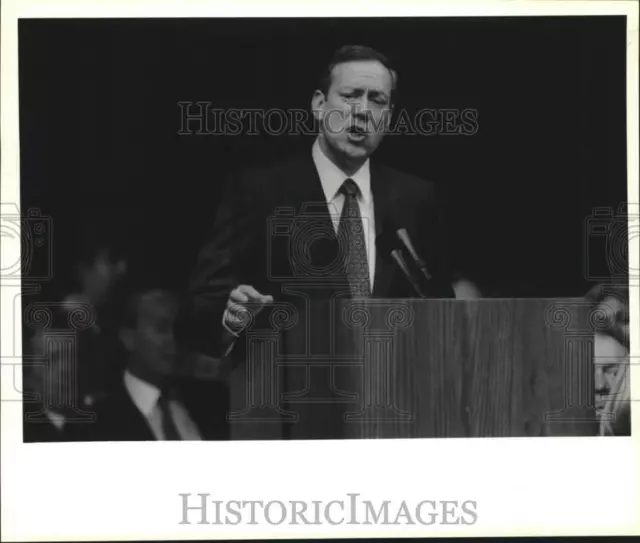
[158,389,181,441]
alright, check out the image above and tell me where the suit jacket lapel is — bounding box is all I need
[111,380,157,441]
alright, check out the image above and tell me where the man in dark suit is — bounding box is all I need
[82,288,229,441]
[175,45,455,439]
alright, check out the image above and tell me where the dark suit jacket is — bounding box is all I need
[76,375,230,441]
[175,148,454,438]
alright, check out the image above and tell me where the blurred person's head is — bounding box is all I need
[312,45,397,175]
[586,282,630,434]
[75,247,127,306]
[119,289,179,387]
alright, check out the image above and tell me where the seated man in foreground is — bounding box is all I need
[80,288,229,441]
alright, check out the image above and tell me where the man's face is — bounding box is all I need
[314,60,393,161]
[594,296,629,412]
[127,292,178,377]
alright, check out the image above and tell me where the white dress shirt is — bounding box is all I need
[312,137,376,289]
[123,370,201,440]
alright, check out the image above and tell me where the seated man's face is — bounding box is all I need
[594,295,629,413]
[126,292,179,377]
[594,333,627,411]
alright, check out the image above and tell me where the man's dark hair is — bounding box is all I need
[318,44,398,105]
[120,287,178,330]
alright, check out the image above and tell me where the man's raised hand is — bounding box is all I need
[224,284,273,334]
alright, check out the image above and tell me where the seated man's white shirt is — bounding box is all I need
[123,370,201,440]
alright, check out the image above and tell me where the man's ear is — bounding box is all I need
[311,90,326,122]
[119,328,135,351]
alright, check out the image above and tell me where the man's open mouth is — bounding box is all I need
[347,125,368,141]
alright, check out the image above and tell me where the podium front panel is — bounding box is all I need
[229,298,601,439]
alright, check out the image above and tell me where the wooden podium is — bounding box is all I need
[228,298,602,440]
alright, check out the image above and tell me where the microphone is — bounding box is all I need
[396,228,433,282]
[376,230,426,298]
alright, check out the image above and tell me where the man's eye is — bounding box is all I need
[605,365,620,377]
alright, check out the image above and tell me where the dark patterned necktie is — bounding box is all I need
[158,391,181,440]
[337,178,371,297]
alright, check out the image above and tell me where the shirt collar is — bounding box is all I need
[124,369,161,417]
[312,137,371,208]
[45,410,66,430]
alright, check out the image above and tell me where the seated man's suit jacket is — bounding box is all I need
[175,149,454,439]
[76,376,230,441]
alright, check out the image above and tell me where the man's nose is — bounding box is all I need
[594,367,610,394]
[350,96,370,118]
[352,109,372,128]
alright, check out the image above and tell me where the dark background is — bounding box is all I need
[18,16,628,300]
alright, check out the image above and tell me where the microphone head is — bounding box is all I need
[376,227,427,298]
[396,227,428,269]
[396,227,410,245]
